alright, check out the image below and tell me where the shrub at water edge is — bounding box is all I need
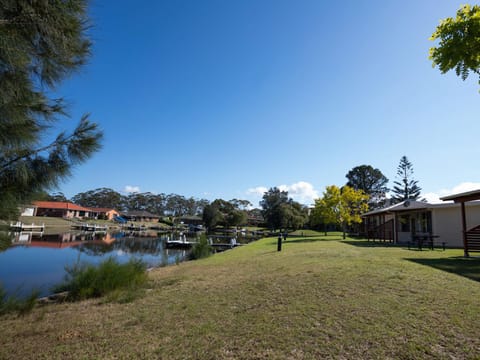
[189,234,212,260]
[53,257,148,302]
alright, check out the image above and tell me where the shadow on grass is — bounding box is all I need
[287,236,343,244]
[264,236,342,247]
[405,256,480,283]
[342,240,400,248]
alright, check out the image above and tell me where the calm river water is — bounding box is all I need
[0,230,195,298]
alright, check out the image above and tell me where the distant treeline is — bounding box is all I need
[39,188,252,218]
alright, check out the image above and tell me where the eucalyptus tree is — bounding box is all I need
[47,192,68,202]
[193,199,210,216]
[0,0,102,219]
[165,194,188,216]
[125,192,158,213]
[72,188,124,209]
[229,199,253,211]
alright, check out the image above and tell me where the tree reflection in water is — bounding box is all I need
[77,237,165,256]
[0,232,13,252]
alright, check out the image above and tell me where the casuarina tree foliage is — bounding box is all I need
[430,4,480,89]
[391,156,422,202]
[0,0,103,219]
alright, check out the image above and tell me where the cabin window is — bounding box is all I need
[399,214,410,232]
[416,212,432,233]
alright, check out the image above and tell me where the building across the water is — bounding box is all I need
[120,210,160,223]
[89,207,120,221]
[31,201,93,219]
[21,202,120,221]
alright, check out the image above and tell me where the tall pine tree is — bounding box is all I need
[0,0,103,219]
[391,156,421,202]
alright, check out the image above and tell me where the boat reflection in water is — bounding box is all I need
[0,230,194,298]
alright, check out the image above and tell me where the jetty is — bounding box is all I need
[165,239,197,248]
[165,233,198,248]
[71,223,108,231]
[123,224,148,231]
[209,237,243,250]
[9,221,44,232]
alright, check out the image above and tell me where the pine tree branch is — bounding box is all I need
[0,116,101,174]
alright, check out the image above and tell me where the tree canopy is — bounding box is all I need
[202,199,248,230]
[391,156,421,202]
[260,187,289,231]
[0,0,103,219]
[429,4,480,88]
[72,188,125,210]
[345,165,388,209]
[311,185,369,239]
[260,187,308,231]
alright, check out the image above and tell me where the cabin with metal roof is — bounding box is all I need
[363,198,480,249]
[440,189,480,256]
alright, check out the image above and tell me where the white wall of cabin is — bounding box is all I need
[431,203,480,248]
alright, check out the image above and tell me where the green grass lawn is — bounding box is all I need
[1,235,480,359]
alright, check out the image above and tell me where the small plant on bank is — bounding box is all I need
[189,234,212,260]
[0,285,39,316]
[53,257,148,302]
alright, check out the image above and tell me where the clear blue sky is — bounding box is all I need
[54,0,480,206]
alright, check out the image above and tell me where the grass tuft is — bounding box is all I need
[0,284,39,316]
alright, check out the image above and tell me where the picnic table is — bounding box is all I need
[410,234,443,250]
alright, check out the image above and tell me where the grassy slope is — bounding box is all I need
[1,235,480,359]
[16,216,171,230]
[18,216,78,228]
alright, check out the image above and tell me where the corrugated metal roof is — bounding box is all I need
[440,189,480,201]
[363,200,427,216]
[363,199,480,217]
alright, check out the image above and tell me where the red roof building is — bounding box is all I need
[33,201,92,219]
